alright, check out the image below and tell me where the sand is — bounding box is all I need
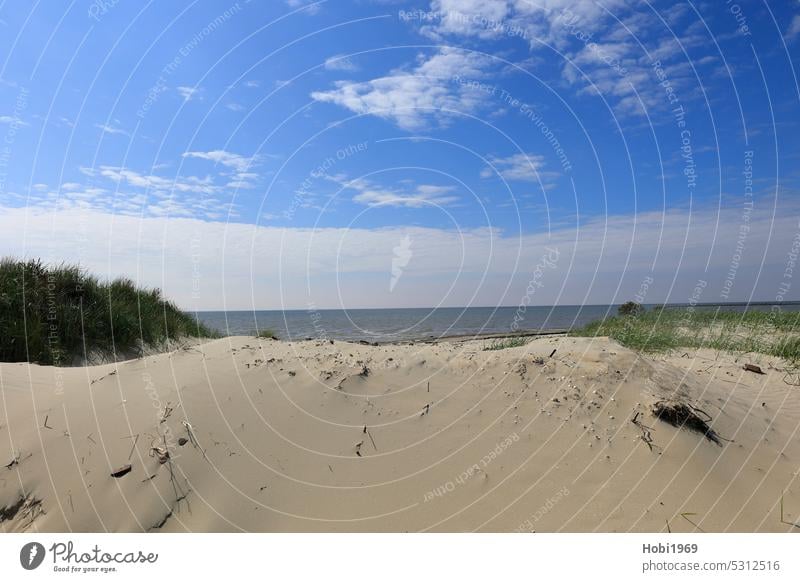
[2,335,800,532]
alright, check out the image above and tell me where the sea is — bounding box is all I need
[196,302,800,343]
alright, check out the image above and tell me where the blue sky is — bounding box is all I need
[1,1,799,309]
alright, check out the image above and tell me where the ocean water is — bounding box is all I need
[196,303,799,343]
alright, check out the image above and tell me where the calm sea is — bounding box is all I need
[196,303,800,343]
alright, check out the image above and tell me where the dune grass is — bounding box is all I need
[0,258,218,365]
[484,337,528,351]
[571,306,800,362]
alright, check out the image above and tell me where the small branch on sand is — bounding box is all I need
[43,415,52,430]
[421,403,431,416]
[160,433,190,507]
[90,370,116,385]
[780,492,800,529]
[354,441,363,457]
[367,428,377,451]
[18,496,45,531]
[4,453,20,470]
[4,452,31,470]
[160,403,174,423]
[182,420,208,461]
[127,434,139,460]
[679,512,705,533]
[631,412,658,452]
[782,371,800,386]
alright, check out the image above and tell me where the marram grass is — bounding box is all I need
[571,307,800,362]
[0,258,218,365]
[484,337,529,351]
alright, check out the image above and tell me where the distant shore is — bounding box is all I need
[196,302,800,344]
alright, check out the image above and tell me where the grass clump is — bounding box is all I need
[484,337,528,351]
[0,257,218,365]
[618,301,645,317]
[257,329,278,340]
[571,306,800,362]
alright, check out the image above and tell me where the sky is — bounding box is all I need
[1,0,799,310]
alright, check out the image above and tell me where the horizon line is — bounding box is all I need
[191,300,800,313]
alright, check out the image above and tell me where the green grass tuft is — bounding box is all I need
[257,329,278,340]
[484,337,528,351]
[571,306,800,362]
[0,257,219,365]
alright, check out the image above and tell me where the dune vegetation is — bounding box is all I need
[571,304,800,362]
[483,337,529,351]
[0,258,218,365]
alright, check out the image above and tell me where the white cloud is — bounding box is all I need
[419,0,709,118]
[324,54,358,72]
[182,150,264,190]
[285,0,321,15]
[52,153,265,220]
[94,123,128,136]
[422,0,626,44]
[4,196,798,310]
[177,86,200,101]
[421,0,513,40]
[326,174,460,208]
[82,165,218,195]
[481,153,559,184]
[0,115,28,126]
[226,102,245,112]
[18,178,237,221]
[353,183,459,208]
[182,150,258,172]
[311,48,496,130]
[787,15,800,42]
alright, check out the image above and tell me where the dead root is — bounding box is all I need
[631,411,660,452]
[0,495,45,531]
[652,401,726,446]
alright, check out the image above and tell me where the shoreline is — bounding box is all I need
[377,328,570,345]
[194,300,800,313]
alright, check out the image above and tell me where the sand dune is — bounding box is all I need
[2,335,799,532]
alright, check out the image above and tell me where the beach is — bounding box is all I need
[2,334,799,532]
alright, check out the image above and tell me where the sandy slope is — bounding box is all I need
[1,335,799,532]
